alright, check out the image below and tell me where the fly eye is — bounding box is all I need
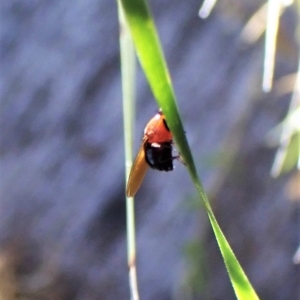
[163,119,170,131]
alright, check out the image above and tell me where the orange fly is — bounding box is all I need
[126,110,179,197]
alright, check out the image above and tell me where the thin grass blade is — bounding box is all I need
[118,1,140,299]
[119,0,259,299]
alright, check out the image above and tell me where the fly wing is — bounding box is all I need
[126,141,149,197]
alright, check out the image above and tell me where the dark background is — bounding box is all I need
[1,0,299,299]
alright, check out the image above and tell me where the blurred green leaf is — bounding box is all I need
[281,132,300,173]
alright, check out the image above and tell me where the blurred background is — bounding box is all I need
[0,0,299,299]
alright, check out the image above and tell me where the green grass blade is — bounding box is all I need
[119,0,259,299]
[118,1,140,299]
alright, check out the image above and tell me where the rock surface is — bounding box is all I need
[1,0,299,299]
